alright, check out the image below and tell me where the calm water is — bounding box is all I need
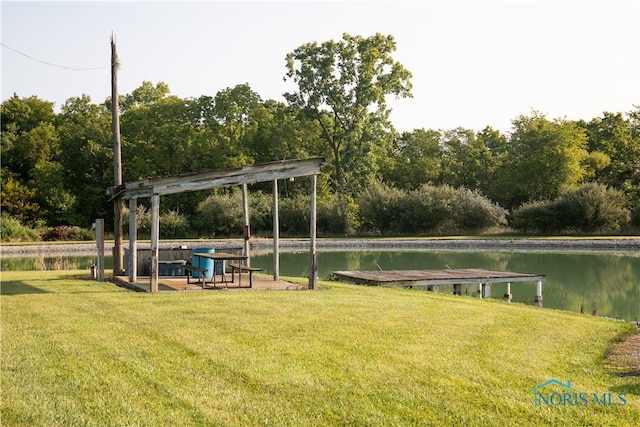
[249,249,640,322]
[3,249,638,321]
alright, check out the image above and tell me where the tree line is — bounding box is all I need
[2,33,639,240]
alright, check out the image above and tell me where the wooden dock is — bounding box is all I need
[333,268,545,305]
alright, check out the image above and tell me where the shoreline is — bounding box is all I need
[2,237,639,257]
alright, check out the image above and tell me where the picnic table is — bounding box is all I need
[192,252,249,289]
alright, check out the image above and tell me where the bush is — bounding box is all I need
[556,183,629,232]
[357,183,507,234]
[194,191,244,237]
[631,202,640,228]
[41,225,93,241]
[508,200,558,233]
[356,181,404,233]
[160,210,190,239]
[453,188,508,230]
[0,213,40,242]
[317,195,360,235]
[279,195,311,236]
[509,183,629,233]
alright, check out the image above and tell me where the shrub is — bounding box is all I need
[0,213,40,242]
[509,183,629,233]
[357,183,507,234]
[631,202,640,228]
[317,195,360,235]
[453,187,508,230]
[41,225,93,241]
[279,195,311,236]
[160,210,190,239]
[356,181,404,233]
[194,191,244,237]
[557,183,629,232]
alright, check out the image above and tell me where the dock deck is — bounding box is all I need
[333,268,545,304]
[332,268,544,287]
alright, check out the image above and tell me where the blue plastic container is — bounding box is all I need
[190,248,216,279]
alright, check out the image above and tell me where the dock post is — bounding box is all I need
[504,282,512,303]
[535,280,543,307]
[478,282,483,298]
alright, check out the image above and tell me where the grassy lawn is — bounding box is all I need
[1,270,638,426]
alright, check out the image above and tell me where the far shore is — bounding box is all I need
[2,237,639,258]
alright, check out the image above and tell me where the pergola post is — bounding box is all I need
[94,218,105,282]
[273,179,280,281]
[242,183,251,266]
[128,198,137,283]
[308,175,318,289]
[150,194,160,293]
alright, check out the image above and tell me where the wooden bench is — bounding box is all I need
[184,264,208,285]
[228,263,263,288]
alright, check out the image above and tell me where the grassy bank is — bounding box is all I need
[1,271,638,426]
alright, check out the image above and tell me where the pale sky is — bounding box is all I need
[2,0,639,133]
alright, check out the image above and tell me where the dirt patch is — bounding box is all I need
[606,328,640,378]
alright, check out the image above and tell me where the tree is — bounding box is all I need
[499,112,589,208]
[57,95,114,225]
[382,128,441,190]
[284,33,413,195]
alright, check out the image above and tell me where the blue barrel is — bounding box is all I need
[191,248,216,279]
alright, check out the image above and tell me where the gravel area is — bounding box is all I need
[2,238,639,257]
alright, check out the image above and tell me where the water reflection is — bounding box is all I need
[250,250,640,322]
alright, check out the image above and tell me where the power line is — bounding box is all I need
[1,42,111,71]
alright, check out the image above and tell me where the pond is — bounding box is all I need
[249,249,640,322]
[3,248,638,322]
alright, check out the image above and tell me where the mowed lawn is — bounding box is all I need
[1,271,638,426]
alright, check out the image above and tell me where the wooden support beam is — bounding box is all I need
[128,198,137,283]
[273,179,280,281]
[150,194,160,293]
[242,183,250,266]
[308,175,318,290]
[94,219,105,282]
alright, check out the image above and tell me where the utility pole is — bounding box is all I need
[111,33,124,276]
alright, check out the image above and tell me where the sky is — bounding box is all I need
[1,0,639,133]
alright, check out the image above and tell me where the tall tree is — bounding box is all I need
[499,112,589,208]
[284,33,412,195]
[57,95,114,225]
[382,128,441,190]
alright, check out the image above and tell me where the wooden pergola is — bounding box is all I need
[108,158,325,292]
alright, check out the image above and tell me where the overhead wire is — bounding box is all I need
[1,42,112,71]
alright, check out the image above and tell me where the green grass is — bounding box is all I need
[1,271,638,426]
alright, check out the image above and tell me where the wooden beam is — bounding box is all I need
[128,198,137,283]
[150,194,159,293]
[94,219,105,282]
[308,175,318,290]
[273,179,280,281]
[242,183,250,266]
[119,158,324,199]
